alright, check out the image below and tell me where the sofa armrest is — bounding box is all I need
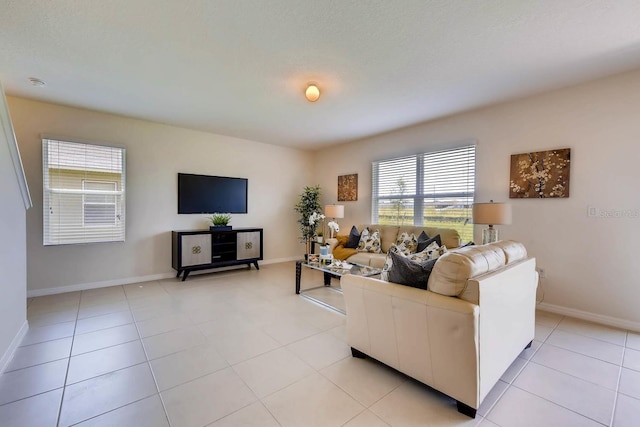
[326,238,339,253]
[341,275,480,407]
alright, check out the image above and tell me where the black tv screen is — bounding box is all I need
[178,173,248,214]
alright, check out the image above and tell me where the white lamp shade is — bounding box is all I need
[324,204,344,218]
[472,202,512,225]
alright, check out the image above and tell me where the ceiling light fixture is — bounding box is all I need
[305,83,320,102]
[28,77,46,87]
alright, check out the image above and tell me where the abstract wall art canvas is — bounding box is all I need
[510,148,571,198]
[338,173,358,201]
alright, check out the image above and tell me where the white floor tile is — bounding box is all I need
[208,401,280,427]
[262,373,364,427]
[161,367,257,427]
[75,310,134,335]
[136,313,194,338]
[72,323,140,356]
[5,337,72,371]
[27,309,77,327]
[623,347,640,372]
[20,321,75,346]
[487,386,602,427]
[627,332,640,350]
[67,340,147,384]
[77,300,130,320]
[0,359,68,405]
[518,339,541,360]
[535,310,563,328]
[532,343,620,389]
[0,388,62,427]
[59,363,157,426]
[124,281,168,299]
[546,329,624,364]
[369,380,478,427]
[500,357,528,383]
[619,367,640,400]
[513,362,615,424]
[233,347,314,398]
[343,409,391,427]
[534,324,553,342]
[613,393,640,427]
[556,317,627,346]
[478,380,509,417]
[150,342,228,391]
[286,330,351,370]
[259,314,322,345]
[142,326,207,360]
[74,394,169,427]
[212,327,281,365]
[320,356,405,407]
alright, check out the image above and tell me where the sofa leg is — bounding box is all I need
[525,340,533,350]
[351,347,366,359]
[456,401,477,418]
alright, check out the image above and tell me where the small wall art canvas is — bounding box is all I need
[338,173,358,201]
[510,148,571,198]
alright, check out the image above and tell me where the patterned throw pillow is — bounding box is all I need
[357,228,382,253]
[424,241,448,259]
[395,232,418,255]
[387,251,437,289]
[381,244,400,281]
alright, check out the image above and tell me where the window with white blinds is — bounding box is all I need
[372,144,476,242]
[43,139,125,245]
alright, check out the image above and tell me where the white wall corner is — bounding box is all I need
[0,320,28,374]
[0,83,32,210]
[537,302,640,333]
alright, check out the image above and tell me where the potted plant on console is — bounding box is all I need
[294,185,323,258]
[209,213,232,231]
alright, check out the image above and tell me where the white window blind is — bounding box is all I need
[372,144,475,242]
[43,139,125,245]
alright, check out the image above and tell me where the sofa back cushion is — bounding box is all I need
[427,241,528,298]
[358,224,461,252]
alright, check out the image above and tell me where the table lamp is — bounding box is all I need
[324,204,344,239]
[472,200,512,244]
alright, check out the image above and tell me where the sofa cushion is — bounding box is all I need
[427,244,506,297]
[348,252,387,268]
[345,226,361,249]
[387,251,437,289]
[395,231,418,255]
[357,229,382,253]
[417,233,442,252]
[493,240,527,264]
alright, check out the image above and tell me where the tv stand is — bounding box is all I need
[172,228,263,281]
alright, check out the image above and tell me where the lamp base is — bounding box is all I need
[482,227,498,245]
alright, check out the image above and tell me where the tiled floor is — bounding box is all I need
[1,262,639,426]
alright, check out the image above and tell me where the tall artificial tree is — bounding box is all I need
[294,185,322,254]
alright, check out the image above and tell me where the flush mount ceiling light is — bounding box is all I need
[28,77,46,87]
[305,83,320,102]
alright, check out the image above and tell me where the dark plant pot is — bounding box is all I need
[210,225,232,231]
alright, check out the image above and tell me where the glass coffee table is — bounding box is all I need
[295,260,382,314]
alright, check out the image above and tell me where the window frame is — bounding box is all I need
[372,144,476,241]
[42,138,126,246]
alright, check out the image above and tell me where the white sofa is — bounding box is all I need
[340,241,537,418]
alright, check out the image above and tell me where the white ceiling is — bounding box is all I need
[2,1,640,149]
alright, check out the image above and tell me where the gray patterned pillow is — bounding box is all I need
[387,251,437,289]
[357,228,382,253]
[395,232,418,255]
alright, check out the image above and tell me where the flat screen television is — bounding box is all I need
[178,173,248,214]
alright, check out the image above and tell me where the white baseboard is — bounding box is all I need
[538,302,640,333]
[0,320,28,374]
[26,257,302,297]
[27,272,176,297]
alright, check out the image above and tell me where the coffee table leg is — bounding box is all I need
[296,261,302,294]
[324,272,331,286]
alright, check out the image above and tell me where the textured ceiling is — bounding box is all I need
[2,0,640,149]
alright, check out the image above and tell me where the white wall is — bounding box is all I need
[314,69,640,327]
[8,97,314,294]
[0,88,28,370]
